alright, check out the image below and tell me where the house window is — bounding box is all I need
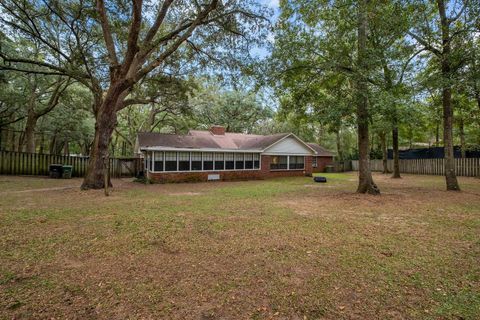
[215,153,224,170]
[225,153,234,170]
[235,153,244,169]
[312,157,317,168]
[178,152,190,171]
[203,152,214,170]
[253,154,260,169]
[270,156,288,170]
[191,152,202,170]
[289,156,305,169]
[165,152,177,171]
[245,153,253,169]
[154,151,164,171]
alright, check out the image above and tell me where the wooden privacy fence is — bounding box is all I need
[351,158,480,177]
[0,151,142,178]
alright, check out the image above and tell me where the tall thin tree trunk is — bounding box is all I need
[392,124,401,178]
[356,0,379,194]
[380,131,389,174]
[6,126,13,151]
[476,92,480,113]
[459,118,466,158]
[39,133,45,154]
[16,132,24,152]
[0,128,3,151]
[50,133,57,155]
[408,126,413,149]
[63,140,69,156]
[336,129,343,161]
[438,0,460,191]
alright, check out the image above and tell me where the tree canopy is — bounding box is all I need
[1,0,479,192]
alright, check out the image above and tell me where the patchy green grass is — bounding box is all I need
[0,173,479,319]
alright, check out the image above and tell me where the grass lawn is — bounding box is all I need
[0,173,479,319]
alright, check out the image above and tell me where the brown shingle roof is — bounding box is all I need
[307,143,335,157]
[137,130,290,151]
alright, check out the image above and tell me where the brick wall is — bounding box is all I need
[148,154,315,183]
[312,156,334,173]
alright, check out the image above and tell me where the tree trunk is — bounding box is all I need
[9,130,15,152]
[6,126,14,151]
[81,86,126,190]
[438,0,460,191]
[441,84,459,190]
[81,109,117,189]
[50,133,57,155]
[459,118,466,158]
[147,106,157,131]
[39,133,45,154]
[24,112,38,153]
[336,129,343,161]
[356,0,379,194]
[380,132,389,174]
[16,132,24,152]
[392,125,401,178]
[476,92,480,113]
[408,126,413,149]
[0,128,3,151]
[63,140,69,156]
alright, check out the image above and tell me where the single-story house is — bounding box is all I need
[135,126,334,183]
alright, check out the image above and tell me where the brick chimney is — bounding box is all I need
[209,125,226,135]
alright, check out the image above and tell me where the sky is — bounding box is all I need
[251,0,281,58]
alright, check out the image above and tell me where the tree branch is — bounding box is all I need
[122,0,143,74]
[448,0,468,24]
[136,0,219,80]
[96,0,119,67]
[407,31,442,57]
[143,0,174,44]
[37,77,73,117]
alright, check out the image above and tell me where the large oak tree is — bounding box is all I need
[0,0,267,189]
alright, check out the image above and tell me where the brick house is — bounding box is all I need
[135,126,334,183]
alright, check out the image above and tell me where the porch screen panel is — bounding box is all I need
[145,152,150,171]
[270,156,288,170]
[225,153,234,170]
[245,153,253,169]
[253,154,260,169]
[191,152,202,170]
[165,152,177,171]
[178,152,190,171]
[203,153,214,170]
[154,152,164,171]
[235,153,244,169]
[215,153,224,170]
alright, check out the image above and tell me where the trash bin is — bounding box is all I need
[62,165,73,179]
[49,164,63,179]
